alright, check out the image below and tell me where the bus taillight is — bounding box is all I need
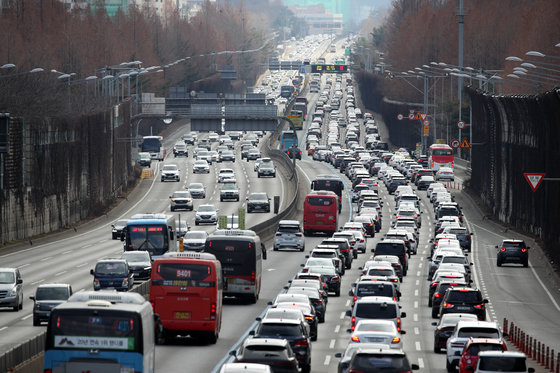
[251,271,256,284]
[210,303,217,320]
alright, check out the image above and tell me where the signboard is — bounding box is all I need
[451,139,460,148]
[423,120,430,127]
[311,64,348,73]
[423,126,429,135]
[523,173,545,192]
[436,139,447,144]
[420,113,428,120]
[457,120,466,129]
[397,114,404,121]
[408,113,415,120]
[460,138,471,148]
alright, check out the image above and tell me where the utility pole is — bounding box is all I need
[457,0,465,157]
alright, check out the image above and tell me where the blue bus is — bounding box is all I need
[280,130,298,152]
[44,291,155,373]
[123,213,177,258]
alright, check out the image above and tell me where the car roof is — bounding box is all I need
[36,283,71,288]
[355,296,397,304]
[259,318,301,326]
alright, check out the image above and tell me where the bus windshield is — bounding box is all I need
[127,225,168,256]
[48,309,140,352]
[141,138,160,153]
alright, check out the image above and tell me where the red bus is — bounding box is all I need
[303,191,339,236]
[149,252,223,344]
[311,174,344,213]
[428,144,454,171]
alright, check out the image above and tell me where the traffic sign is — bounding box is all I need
[397,114,404,121]
[423,126,429,135]
[420,113,428,120]
[408,113,414,120]
[460,138,471,148]
[451,139,460,148]
[457,120,466,129]
[524,173,546,192]
[423,120,430,127]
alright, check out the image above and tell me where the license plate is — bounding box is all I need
[316,214,325,217]
[175,311,190,319]
[457,306,471,311]
[228,278,235,284]
[317,221,323,225]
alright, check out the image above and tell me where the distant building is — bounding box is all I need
[287,4,343,35]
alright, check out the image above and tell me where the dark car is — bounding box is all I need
[247,192,271,213]
[320,238,353,269]
[443,226,472,251]
[120,251,152,281]
[373,239,408,276]
[439,287,488,320]
[252,319,311,373]
[30,283,72,326]
[347,348,419,373]
[388,178,408,194]
[286,287,326,323]
[335,343,391,373]
[111,219,128,240]
[430,279,468,317]
[232,338,299,373]
[417,175,435,190]
[90,259,133,292]
[286,147,302,160]
[496,239,529,267]
[431,313,479,353]
[305,266,341,296]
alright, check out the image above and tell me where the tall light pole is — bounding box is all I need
[456,0,465,157]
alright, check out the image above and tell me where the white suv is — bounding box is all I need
[273,220,305,251]
[161,164,180,182]
[218,168,235,183]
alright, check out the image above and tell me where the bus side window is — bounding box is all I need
[169,226,174,241]
[261,243,267,260]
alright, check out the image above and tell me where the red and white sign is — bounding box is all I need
[423,120,430,127]
[397,114,404,120]
[457,120,466,129]
[450,139,460,149]
[420,113,428,120]
[523,173,545,192]
[408,113,415,120]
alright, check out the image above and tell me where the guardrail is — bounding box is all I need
[2,127,301,373]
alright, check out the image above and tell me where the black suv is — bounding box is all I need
[496,239,529,267]
[247,192,271,213]
[252,318,312,373]
[30,283,72,326]
[320,238,352,269]
[438,287,488,320]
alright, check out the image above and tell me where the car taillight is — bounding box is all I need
[349,370,366,373]
[397,318,401,332]
[296,233,303,237]
[473,304,484,309]
[295,339,309,346]
[351,317,356,330]
[341,249,349,252]
[521,248,527,252]
[391,337,401,344]
[500,247,506,252]
[276,233,282,236]
[392,278,398,283]
[350,240,356,245]
[305,316,313,321]
[122,278,129,287]
[443,302,454,308]
[351,335,360,342]
[467,235,471,241]
[332,276,339,281]
[360,239,364,243]
[434,293,442,298]
[210,303,217,320]
[353,295,357,303]
[393,296,398,301]
[316,299,323,304]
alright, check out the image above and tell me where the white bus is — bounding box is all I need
[141,135,166,161]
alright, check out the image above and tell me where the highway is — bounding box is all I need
[0,36,558,373]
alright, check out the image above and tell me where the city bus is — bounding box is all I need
[303,191,339,236]
[204,229,264,304]
[44,291,155,373]
[280,130,298,152]
[123,214,177,258]
[428,144,454,171]
[141,135,166,161]
[311,174,345,213]
[292,102,307,119]
[280,85,295,98]
[150,252,223,344]
[288,110,304,130]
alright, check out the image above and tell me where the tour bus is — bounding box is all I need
[428,144,454,170]
[280,130,298,152]
[204,229,265,304]
[141,135,165,161]
[150,252,223,344]
[44,291,155,373]
[311,174,345,213]
[303,191,339,236]
[122,214,177,258]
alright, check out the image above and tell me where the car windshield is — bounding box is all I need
[114,220,128,227]
[194,161,207,165]
[121,252,150,262]
[279,225,300,233]
[162,165,177,171]
[367,268,395,276]
[478,356,526,370]
[357,284,394,298]
[355,303,397,318]
[95,262,126,275]
[0,272,15,284]
[36,287,69,301]
[222,184,237,190]
[352,355,410,371]
[189,184,203,190]
[355,322,395,332]
[198,205,215,212]
[172,192,190,198]
[257,324,301,337]
[458,327,500,338]
[185,232,206,240]
[447,291,482,302]
[467,343,505,355]
[250,194,268,201]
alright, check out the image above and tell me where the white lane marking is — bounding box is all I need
[418,358,425,369]
[324,355,331,365]
[18,264,30,268]
[418,262,423,269]
[62,250,73,254]
[415,280,420,286]
[32,279,44,285]
[414,301,418,308]
[334,325,340,333]
[339,312,346,319]
[329,339,336,349]
[414,327,420,335]
[345,299,350,307]
[414,289,418,297]
[415,341,421,351]
[40,257,52,262]
[416,271,421,276]
[21,314,33,321]
[76,263,88,268]
[55,271,67,276]
[0,326,7,332]
[413,313,418,322]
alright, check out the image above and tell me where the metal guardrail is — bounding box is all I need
[0,332,45,373]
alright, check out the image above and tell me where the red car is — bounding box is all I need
[458,337,507,373]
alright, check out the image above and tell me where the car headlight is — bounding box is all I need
[8,287,17,297]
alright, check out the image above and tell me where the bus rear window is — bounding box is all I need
[433,149,453,156]
[307,197,335,206]
[156,263,211,281]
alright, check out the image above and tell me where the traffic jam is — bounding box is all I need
[219,49,535,373]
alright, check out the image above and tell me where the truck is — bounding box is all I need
[122,213,177,258]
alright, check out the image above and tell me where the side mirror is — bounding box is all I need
[495,245,499,249]
[348,290,353,296]
[90,269,95,275]
[249,330,255,336]
[431,322,437,326]
[255,317,262,322]
[29,296,35,301]
[401,312,407,318]
[267,301,273,306]
[454,351,462,356]
[345,310,352,317]
[111,224,115,229]
[17,278,23,284]
[400,330,407,335]
[229,350,237,357]
[335,352,343,358]
[483,299,489,303]
[411,363,420,370]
